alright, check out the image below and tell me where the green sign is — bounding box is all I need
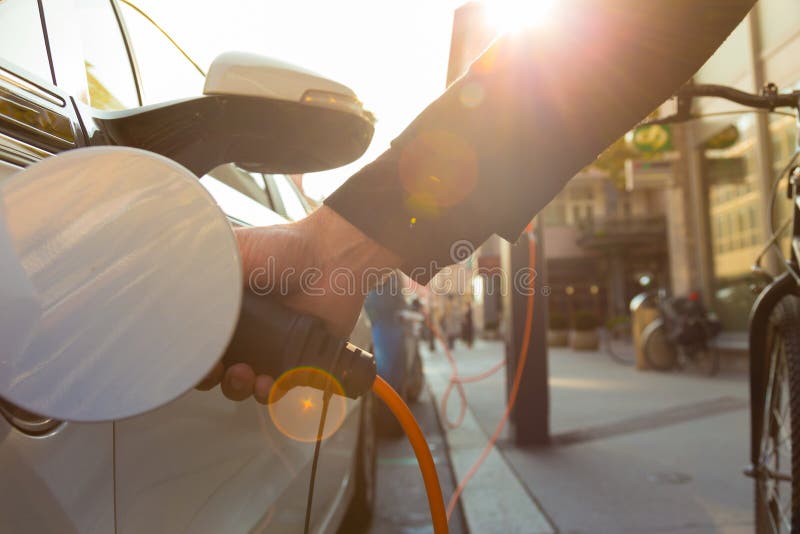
[632,124,672,153]
[704,125,739,150]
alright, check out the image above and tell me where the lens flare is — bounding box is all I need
[484,0,557,34]
[398,130,478,212]
[459,81,485,109]
[268,367,347,442]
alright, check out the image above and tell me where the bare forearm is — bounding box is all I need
[302,205,402,291]
[236,206,400,291]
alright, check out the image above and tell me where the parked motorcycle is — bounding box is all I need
[641,291,723,376]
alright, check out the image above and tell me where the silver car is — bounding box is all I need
[0,1,376,531]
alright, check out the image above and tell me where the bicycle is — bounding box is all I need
[643,82,800,532]
[640,291,722,376]
[604,314,636,367]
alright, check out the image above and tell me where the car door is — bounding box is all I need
[0,2,115,533]
[110,168,364,533]
[261,172,374,527]
[104,3,367,532]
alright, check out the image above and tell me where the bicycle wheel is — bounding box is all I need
[642,318,677,371]
[605,320,635,366]
[754,297,800,533]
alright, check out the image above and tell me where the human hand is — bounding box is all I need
[196,206,400,402]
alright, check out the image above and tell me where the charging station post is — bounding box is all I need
[501,219,550,446]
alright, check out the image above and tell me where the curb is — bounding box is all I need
[424,352,555,534]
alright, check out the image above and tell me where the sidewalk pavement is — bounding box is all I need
[423,339,752,533]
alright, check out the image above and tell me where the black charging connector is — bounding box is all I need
[221,291,376,399]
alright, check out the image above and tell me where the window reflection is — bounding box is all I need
[118,3,205,105]
[76,0,139,110]
[0,0,52,83]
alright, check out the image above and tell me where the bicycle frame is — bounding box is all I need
[747,102,800,467]
[643,83,800,470]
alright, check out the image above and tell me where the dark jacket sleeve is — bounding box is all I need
[324,0,753,284]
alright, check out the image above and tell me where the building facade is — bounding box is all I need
[540,169,668,325]
[665,0,800,330]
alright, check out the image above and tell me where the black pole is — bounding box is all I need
[502,219,550,446]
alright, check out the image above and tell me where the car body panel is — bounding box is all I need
[114,169,370,533]
[0,35,112,532]
[114,391,359,533]
[0,418,114,534]
[0,1,372,531]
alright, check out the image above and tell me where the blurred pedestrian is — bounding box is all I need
[462,302,474,348]
[412,298,436,351]
[443,296,461,349]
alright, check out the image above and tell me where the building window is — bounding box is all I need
[542,199,567,226]
[571,205,581,225]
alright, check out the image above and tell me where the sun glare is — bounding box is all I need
[484,0,558,33]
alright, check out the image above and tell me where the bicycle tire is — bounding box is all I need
[604,322,635,367]
[753,296,800,533]
[642,319,677,371]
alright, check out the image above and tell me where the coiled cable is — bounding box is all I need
[429,228,537,521]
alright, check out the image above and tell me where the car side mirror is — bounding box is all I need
[0,147,242,422]
[92,51,374,176]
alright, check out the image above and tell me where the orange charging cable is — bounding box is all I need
[444,228,536,519]
[373,226,536,531]
[432,319,506,429]
[373,375,449,534]
[429,226,536,433]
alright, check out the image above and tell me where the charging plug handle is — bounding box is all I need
[221,291,376,399]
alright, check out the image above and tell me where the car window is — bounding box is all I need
[117,3,205,104]
[207,164,272,208]
[272,174,310,221]
[0,0,53,83]
[248,171,278,209]
[200,175,286,227]
[42,0,139,109]
[72,0,140,110]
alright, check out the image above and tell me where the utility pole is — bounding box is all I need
[747,9,781,276]
[501,220,550,445]
[449,1,550,446]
